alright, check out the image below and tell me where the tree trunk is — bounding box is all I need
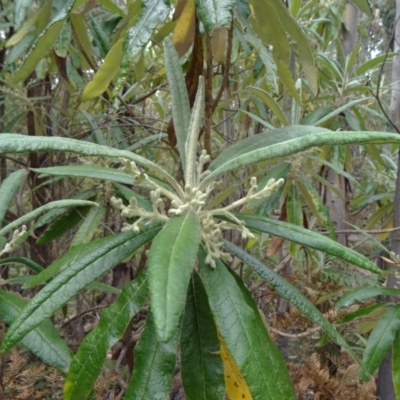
[325,1,359,247]
[376,1,400,398]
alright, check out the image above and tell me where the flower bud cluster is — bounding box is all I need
[113,157,284,268]
[0,225,27,256]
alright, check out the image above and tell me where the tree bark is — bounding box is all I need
[376,1,400,398]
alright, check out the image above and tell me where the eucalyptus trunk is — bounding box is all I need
[326,1,359,246]
[376,0,400,398]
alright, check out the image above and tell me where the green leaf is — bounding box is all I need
[351,0,373,16]
[0,290,72,373]
[180,272,225,400]
[81,39,123,101]
[194,0,235,32]
[393,329,400,399]
[232,213,381,273]
[113,183,152,212]
[361,305,400,381]
[32,165,135,185]
[70,206,105,247]
[311,98,369,126]
[204,128,400,184]
[13,0,76,82]
[0,225,161,352]
[250,163,290,216]
[148,211,201,341]
[355,53,396,76]
[209,125,329,175]
[298,171,336,239]
[0,257,43,274]
[0,199,98,238]
[124,312,178,400]
[163,37,191,170]
[335,288,400,310]
[185,76,205,187]
[198,249,296,399]
[0,169,28,223]
[338,303,387,323]
[117,0,170,92]
[36,204,92,245]
[248,87,289,126]
[223,241,361,365]
[0,134,179,191]
[64,270,149,400]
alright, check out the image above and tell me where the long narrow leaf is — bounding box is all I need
[223,241,361,365]
[64,270,149,400]
[204,129,400,184]
[0,200,98,237]
[180,272,225,400]
[199,248,296,399]
[0,225,161,352]
[0,134,180,192]
[164,37,190,169]
[124,312,178,399]
[0,290,72,373]
[0,169,27,223]
[335,288,400,310]
[148,211,201,341]
[231,213,381,274]
[361,305,400,381]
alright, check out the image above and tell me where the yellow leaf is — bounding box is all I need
[171,0,195,57]
[81,39,123,101]
[218,332,253,400]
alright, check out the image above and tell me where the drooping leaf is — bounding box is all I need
[0,169,28,223]
[64,270,149,400]
[180,272,225,400]
[248,87,289,126]
[117,0,170,92]
[172,0,196,57]
[223,241,362,365]
[335,288,400,310]
[13,0,76,82]
[148,211,201,341]
[361,305,400,381]
[0,225,161,352]
[199,249,296,399]
[124,312,179,399]
[163,37,191,169]
[230,213,381,274]
[81,39,123,101]
[0,290,72,373]
[0,200,98,238]
[0,134,179,190]
[204,129,400,184]
[194,0,235,33]
[252,0,317,92]
[218,331,253,400]
[351,0,373,16]
[297,172,336,239]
